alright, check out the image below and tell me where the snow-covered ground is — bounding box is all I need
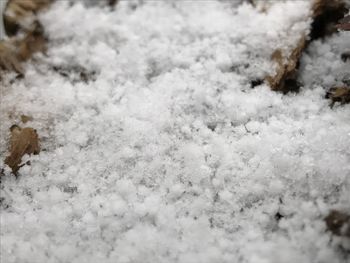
[1,1,350,262]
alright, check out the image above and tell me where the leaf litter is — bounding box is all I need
[4,125,40,174]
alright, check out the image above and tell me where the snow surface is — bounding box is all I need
[1,1,350,262]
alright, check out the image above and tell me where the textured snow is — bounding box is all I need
[1,1,350,262]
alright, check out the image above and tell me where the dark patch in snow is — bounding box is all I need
[341,52,350,62]
[63,186,78,194]
[310,2,347,40]
[325,210,350,237]
[250,79,264,89]
[52,66,97,84]
[274,212,284,221]
[206,123,217,132]
[283,78,302,94]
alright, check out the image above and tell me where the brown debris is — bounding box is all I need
[4,0,52,36]
[311,0,347,39]
[242,0,270,10]
[0,0,50,74]
[336,15,350,31]
[0,0,120,75]
[341,52,350,62]
[20,115,33,123]
[0,41,24,74]
[312,0,346,18]
[108,0,119,8]
[4,125,40,174]
[325,210,350,237]
[266,0,347,92]
[266,38,306,93]
[325,86,350,107]
[16,24,47,61]
[52,65,97,84]
[0,30,47,74]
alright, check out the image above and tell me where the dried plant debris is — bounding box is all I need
[325,210,350,238]
[16,23,47,61]
[325,86,350,107]
[0,0,50,74]
[4,0,52,36]
[266,42,305,93]
[52,65,97,84]
[266,0,347,93]
[312,0,346,16]
[343,75,350,86]
[337,15,350,31]
[311,0,347,39]
[250,79,264,89]
[20,115,33,124]
[1,0,120,75]
[0,41,23,74]
[108,0,119,8]
[341,52,350,62]
[249,0,272,13]
[266,29,307,92]
[4,125,40,174]
[0,30,47,75]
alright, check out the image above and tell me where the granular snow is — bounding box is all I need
[0,1,350,263]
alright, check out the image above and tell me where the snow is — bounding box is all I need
[1,1,350,262]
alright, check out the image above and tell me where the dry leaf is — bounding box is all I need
[325,86,350,107]
[4,125,40,173]
[325,210,350,237]
[20,115,33,123]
